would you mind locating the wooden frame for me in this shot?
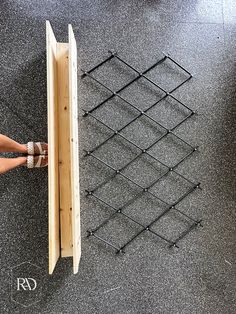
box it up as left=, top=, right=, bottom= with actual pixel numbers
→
left=46, top=21, right=81, bottom=274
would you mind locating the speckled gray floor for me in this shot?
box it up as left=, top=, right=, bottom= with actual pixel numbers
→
left=0, top=1, right=236, bottom=313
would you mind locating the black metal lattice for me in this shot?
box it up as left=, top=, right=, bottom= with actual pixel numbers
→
left=82, top=51, right=203, bottom=253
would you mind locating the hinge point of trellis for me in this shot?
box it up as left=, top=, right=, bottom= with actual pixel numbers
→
left=80, top=69, right=87, bottom=79
left=87, top=230, right=94, bottom=237
left=196, top=220, right=203, bottom=227
left=83, top=149, right=91, bottom=156
left=196, top=183, right=201, bottom=189
left=82, top=109, right=89, bottom=117
left=162, top=51, right=169, bottom=57
left=169, top=242, right=179, bottom=249
left=85, top=190, right=93, bottom=197
left=172, top=164, right=178, bottom=171
left=108, top=50, right=117, bottom=56
left=116, top=249, right=125, bottom=254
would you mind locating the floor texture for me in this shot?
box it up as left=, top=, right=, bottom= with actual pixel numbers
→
left=0, top=1, right=236, bottom=313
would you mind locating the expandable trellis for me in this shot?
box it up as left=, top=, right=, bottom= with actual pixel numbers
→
left=82, top=51, right=203, bottom=253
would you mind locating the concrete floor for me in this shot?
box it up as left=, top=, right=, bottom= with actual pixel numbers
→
left=0, top=0, right=236, bottom=313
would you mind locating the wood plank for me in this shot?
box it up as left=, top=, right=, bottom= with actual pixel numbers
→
left=47, top=21, right=81, bottom=274
left=57, top=43, right=73, bottom=257
left=46, top=21, right=60, bottom=274
left=68, top=24, right=81, bottom=274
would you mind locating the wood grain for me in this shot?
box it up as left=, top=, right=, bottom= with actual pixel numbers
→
left=57, top=43, right=73, bottom=257
left=46, top=21, right=60, bottom=275
left=69, top=24, right=81, bottom=274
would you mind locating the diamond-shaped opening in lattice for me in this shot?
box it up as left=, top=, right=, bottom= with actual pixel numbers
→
left=119, top=76, right=166, bottom=111
left=150, top=210, right=192, bottom=242
left=81, top=73, right=112, bottom=112
left=145, top=57, right=191, bottom=92
left=93, top=174, right=140, bottom=209
left=122, top=192, right=167, bottom=226
left=149, top=170, right=193, bottom=204
left=88, top=55, right=139, bottom=91
left=121, top=114, right=165, bottom=148
left=83, top=156, right=114, bottom=192
left=93, top=133, right=140, bottom=170
left=92, top=96, right=138, bottom=130
left=94, top=213, right=144, bottom=250
left=122, top=152, right=167, bottom=188
left=83, top=114, right=113, bottom=149
left=146, top=95, right=192, bottom=130
left=85, top=195, right=116, bottom=231
left=148, top=133, right=193, bottom=166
